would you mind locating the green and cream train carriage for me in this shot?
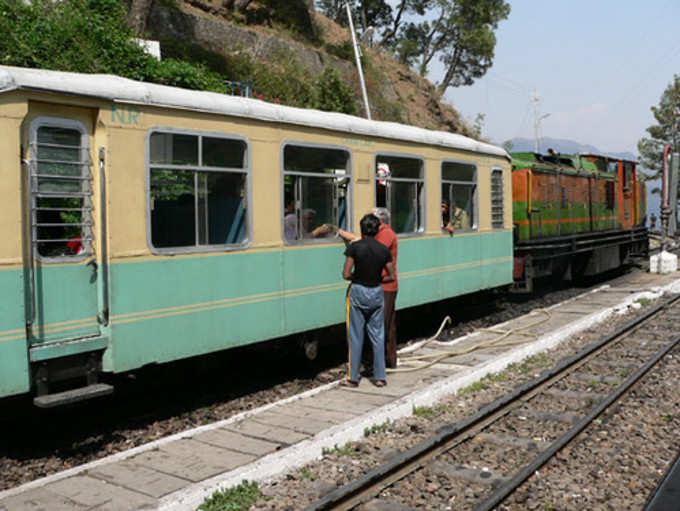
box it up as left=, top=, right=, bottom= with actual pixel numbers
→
left=0, top=65, right=512, bottom=405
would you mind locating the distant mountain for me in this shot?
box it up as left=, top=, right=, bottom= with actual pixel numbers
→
left=501, top=137, right=637, bottom=161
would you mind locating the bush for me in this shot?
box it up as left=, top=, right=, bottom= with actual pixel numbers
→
left=311, top=66, right=357, bottom=115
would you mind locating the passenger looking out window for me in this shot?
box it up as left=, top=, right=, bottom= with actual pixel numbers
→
left=283, top=144, right=350, bottom=242
left=441, top=161, right=476, bottom=233
left=374, top=155, right=424, bottom=234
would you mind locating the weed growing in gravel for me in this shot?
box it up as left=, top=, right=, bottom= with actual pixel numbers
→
left=364, top=420, right=393, bottom=437
left=662, top=415, right=672, bottom=422
left=460, top=379, right=487, bottom=394
left=298, top=468, right=317, bottom=480
left=412, top=404, right=447, bottom=419
left=198, top=480, right=265, bottom=511
left=635, top=298, right=652, bottom=307
left=544, top=501, right=555, bottom=511
left=322, top=443, right=356, bottom=457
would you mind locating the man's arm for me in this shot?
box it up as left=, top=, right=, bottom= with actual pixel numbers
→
left=342, top=256, right=354, bottom=281
left=382, top=261, right=396, bottom=283
left=337, top=228, right=360, bottom=243
left=443, top=223, right=454, bottom=234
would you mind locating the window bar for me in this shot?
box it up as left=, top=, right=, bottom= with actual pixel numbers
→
left=194, top=172, right=199, bottom=247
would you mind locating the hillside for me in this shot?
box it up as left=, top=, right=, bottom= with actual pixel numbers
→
left=129, top=0, right=475, bottom=136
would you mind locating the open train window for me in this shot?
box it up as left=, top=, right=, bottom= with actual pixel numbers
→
left=491, top=168, right=504, bottom=229
left=441, top=160, right=476, bottom=231
left=282, top=143, right=351, bottom=243
left=29, top=119, right=93, bottom=260
left=147, top=130, right=250, bottom=252
left=375, top=154, right=424, bottom=234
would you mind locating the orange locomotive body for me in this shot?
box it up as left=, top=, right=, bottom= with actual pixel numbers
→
left=511, top=152, right=648, bottom=292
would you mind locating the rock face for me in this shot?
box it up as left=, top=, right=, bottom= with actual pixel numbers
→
left=146, top=4, right=332, bottom=76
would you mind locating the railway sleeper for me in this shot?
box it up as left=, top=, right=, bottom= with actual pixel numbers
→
left=32, top=351, right=113, bottom=408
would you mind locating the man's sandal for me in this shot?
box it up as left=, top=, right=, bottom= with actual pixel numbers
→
left=339, top=379, right=359, bottom=388
left=373, top=380, right=387, bottom=388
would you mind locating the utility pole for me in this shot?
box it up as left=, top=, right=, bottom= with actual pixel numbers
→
left=345, top=2, right=371, bottom=120
left=532, top=90, right=549, bottom=153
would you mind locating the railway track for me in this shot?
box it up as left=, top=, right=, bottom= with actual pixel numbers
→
left=303, top=293, right=680, bottom=511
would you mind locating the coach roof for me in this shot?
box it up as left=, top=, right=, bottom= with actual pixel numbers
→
left=0, top=65, right=509, bottom=161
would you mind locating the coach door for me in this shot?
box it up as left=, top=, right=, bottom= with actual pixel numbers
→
left=26, top=117, right=102, bottom=345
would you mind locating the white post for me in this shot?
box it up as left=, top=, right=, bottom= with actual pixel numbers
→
left=345, top=2, right=371, bottom=120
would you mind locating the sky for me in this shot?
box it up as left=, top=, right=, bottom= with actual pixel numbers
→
left=428, top=0, right=680, bottom=155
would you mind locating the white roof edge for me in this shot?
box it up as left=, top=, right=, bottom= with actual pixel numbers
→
left=0, top=65, right=510, bottom=161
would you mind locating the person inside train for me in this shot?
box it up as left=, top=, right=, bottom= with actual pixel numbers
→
left=441, top=199, right=469, bottom=233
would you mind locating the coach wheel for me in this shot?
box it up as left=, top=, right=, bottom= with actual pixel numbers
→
left=303, top=339, right=319, bottom=360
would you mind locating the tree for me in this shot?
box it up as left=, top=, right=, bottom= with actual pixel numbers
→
left=416, top=0, right=510, bottom=94
left=638, top=75, right=680, bottom=186
left=317, top=0, right=392, bottom=34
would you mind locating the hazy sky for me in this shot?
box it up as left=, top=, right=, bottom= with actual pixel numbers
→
left=429, top=1, right=680, bottom=155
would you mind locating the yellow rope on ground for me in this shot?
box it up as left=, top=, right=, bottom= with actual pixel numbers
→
left=387, top=309, right=552, bottom=373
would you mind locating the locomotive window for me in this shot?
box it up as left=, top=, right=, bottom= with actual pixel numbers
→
left=605, top=181, right=616, bottom=210
left=283, top=144, right=351, bottom=243
left=623, top=162, right=633, bottom=191
left=375, top=155, right=424, bottom=234
left=148, top=131, right=249, bottom=251
left=491, top=169, right=504, bottom=229
left=31, top=123, right=92, bottom=259
left=441, top=161, right=476, bottom=231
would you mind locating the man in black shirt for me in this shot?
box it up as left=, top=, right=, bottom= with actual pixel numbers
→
left=341, top=214, right=396, bottom=388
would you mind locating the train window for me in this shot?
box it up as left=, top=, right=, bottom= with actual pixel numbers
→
left=605, top=181, right=616, bottom=210
left=282, top=144, right=351, bottom=242
left=148, top=131, right=249, bottom=251
left=623, top=162, right=633, bottom=191
left=441, top=161, right=476, bottom=231
left=491, top=169, right=504, bottom=229
left=375, top=155, right=424, bottom=234
left=30, top=122, right=92, bottom=259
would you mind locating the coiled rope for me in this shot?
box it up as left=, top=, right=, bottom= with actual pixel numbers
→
left=387, top=308, right=552, bottom=373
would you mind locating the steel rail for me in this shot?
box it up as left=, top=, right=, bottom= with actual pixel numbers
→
left=475, top=330, right=680, bottom=510
left=302, top=293, right=680, bottom=511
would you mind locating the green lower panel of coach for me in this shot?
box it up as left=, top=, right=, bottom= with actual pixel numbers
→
left=103, top=231, right=512, bottom=373
left=0, top=231, right=512, bottom=394
left=0, top=269, right=30, bottom=397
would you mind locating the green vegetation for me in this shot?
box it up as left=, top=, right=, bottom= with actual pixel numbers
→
left=364, top=420, right=393, bottom=437
left=298, top=467, right=317, bottom=481
left=0, top=0, right=358, bottom=114
left=198, top=480, right=264, bottom=511
left=635, top=297, right=652, bottom=307
left=318, top=0, right=511, bottom=92
left=322, top=443, right=357, bottom=457
left=460, top=353, right=551, bottom=395
left=638, top=74, right=680, bottom=189
left=0, top=0, right=224, bottom=90
left=412, top=404, right=447, bottom=419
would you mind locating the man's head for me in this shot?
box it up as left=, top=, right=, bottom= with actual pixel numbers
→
left=441, top=200, right=450, bottom=214
left=360, top=213, right=380, bottom=237
left=372, top=207, right=390, bottom=225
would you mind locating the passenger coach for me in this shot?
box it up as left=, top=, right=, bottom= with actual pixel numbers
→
left=0, top=65, right=512, bottom=405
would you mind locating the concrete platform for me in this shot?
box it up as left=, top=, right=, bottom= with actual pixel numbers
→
left=2, top=271, right=680, bottom=511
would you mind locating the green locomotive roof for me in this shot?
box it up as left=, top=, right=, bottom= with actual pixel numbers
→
left=510, top=151, right=614, bottom=176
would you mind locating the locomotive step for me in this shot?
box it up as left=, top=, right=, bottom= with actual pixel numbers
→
left=33, top=383, right=114, bottom=408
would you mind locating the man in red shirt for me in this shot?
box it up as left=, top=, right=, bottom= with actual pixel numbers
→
left=337, top=207, right=398, bottom=368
